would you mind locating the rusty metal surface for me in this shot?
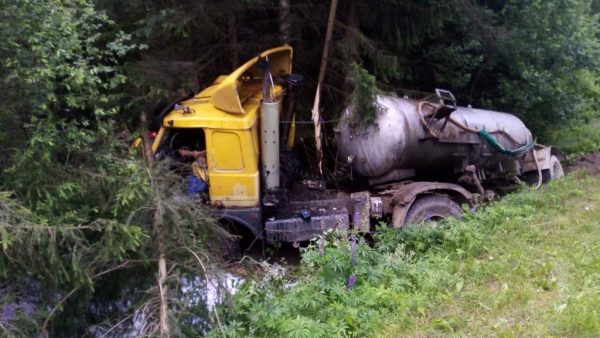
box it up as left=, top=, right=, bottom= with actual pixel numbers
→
left=337, top=96, right=533, bottom=182
left=350, top=191, right=370, bottom=233
left=265, top=205, right=349, bottom=243
left=211, top=207, right=263, bottom=237
left=265, top=180, right=351, bottom=242
left=522, top=146, right=565, bottom=173
left=522, top=146, right=551, bottom=172
left=388, top=181, right=473, bottom=228
left=391, top=181, right=472, bottom=206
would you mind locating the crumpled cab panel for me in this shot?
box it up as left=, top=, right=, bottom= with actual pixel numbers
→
left=206, top=127, right=260, bottom=207
left=151, top=46, right=292, bottom=209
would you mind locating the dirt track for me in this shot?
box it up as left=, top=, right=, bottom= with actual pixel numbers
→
left=566, top=150, right=600, bottom=177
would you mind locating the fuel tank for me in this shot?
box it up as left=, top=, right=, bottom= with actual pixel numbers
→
left=336, top=96, right=533, bottom=182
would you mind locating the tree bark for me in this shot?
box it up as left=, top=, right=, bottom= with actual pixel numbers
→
left=157, top=243, right=169, bottom=337
left=316, top=0, right=338, bottom=87
left=311, top=0, right=339, bottom=174
left=343, top=0, right=359, bottom=95
left=152, top=175, right=169, bottom=338
left=140, top=111, right=169, bottom=337
left=279, top=0, right=291, bottom=44
left=228, top=15, right=239, bottom=68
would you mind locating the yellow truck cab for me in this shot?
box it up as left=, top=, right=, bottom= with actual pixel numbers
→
left=151, top=46, right=297, bottom=239
left=152, top=46, right=293, bottom=208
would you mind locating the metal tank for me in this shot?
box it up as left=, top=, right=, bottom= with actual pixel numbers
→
left=336, top=95, right=533, bottom=183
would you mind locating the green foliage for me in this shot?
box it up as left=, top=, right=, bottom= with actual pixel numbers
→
left=96, top=0, right=289, bottom=124
left=217, top=176, right=600, bottom=337
left=0, top=0, right=145, bottom=292
left=494, top=0, right=600, bottom=135
left=88, top=0, right=600, bottom=148
left=547, top=118, right=600, bottom=158
left=0, top=0, right=142, bottom=222
left=216, top=225, right=462, bottom=337
left=0, top=1, right=228, bottom=336
left=0, top=0, right=133, bottom=125
left=1, top=160, right=230, bottom=336
left=388, top=173, right=600, bottom=337
left=73, top=162, right=231, bottom=337
left=335, top=0, right=600, bottom=142
left=347, top=63, right=382, bottom=127
left=0, top=192, right=146, bottom=290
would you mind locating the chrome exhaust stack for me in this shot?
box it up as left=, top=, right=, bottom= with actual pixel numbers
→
left=260, top=100, right=281, bottom=195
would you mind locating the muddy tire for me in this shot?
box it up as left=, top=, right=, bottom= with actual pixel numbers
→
left=547, top=155, right=564, bottom=181
left=523, top=155, right=565, bottom=184
left=219, top=220, right=255, bottom=260
left=404, top=195, right=463, bottom=226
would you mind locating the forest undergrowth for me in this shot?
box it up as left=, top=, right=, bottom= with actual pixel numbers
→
left=215, top=172, right=600, bottom=337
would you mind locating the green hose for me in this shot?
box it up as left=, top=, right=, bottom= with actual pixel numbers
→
left=479, top=129, right=534, bottom=157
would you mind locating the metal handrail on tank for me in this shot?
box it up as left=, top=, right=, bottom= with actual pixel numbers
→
left=414, top=90, right=542, bottom=186
left=415, top=89, right=534, bottom=152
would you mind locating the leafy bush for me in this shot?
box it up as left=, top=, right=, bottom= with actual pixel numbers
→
left=546, top=117, right=600, bottom=158
left=215, top=223, right=474, bottom=337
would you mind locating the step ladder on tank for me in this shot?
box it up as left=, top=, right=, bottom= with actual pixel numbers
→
left=423, top=88, right=458, bottom=133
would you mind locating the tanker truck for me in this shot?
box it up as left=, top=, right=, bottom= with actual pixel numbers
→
left=150, top=46, right=564, bottom=244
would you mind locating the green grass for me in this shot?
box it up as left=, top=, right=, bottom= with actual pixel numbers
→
left=215, top=173, right=600, bottom=337
left=381, top=173, right=600, bottom=337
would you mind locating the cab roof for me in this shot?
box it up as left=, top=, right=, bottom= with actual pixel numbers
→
left=161, top=46, right=292, bottom=130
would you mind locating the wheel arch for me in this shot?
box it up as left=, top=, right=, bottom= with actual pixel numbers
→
left=550, top=147, right=566, bottom=162
left=391, top=182, right=473, bottom=228
left=212, top=208, right=262, bottom=240
left=522, top=146, right=565, bottom=173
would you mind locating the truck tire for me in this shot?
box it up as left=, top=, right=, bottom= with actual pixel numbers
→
left=523, top=155, right=565, bottom=185
left=547, top=155, right=564, bottom=181
left=404, top=195, right=462, bottom=226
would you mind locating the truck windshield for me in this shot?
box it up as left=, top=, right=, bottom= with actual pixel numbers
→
left=155, top=128, right=206, bottom=158
left=154, top=128, right=207, bottom=178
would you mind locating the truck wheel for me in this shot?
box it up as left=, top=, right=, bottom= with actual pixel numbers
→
left=404, top=195, right=462, bottom=226
left=547, top=155, right=564, bottom=181
left=522, top=155, right=565, bottom=185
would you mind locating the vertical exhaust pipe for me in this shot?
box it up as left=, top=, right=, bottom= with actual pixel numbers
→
left=259, top=56, right=281, bottom=201
left=261, top=100, right=281, bottom=194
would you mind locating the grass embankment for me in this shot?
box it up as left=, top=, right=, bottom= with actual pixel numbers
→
left=217, top=174, right=600, bottom=337
left=382, top=173, right=600, bottom=337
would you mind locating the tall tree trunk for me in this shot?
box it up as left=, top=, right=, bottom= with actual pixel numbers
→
left=140, top=112, right=170, bottom=338
left=155, top=201, right=169, bottom=338
left=343, top=0, right=359, bottom=95
left=311, top=0, right=338, bottom=174
left=228, top=15, right=239, bottom=68
left=316, top=0, right=338, bottom=87
left=279, top=0, right=291, bottom=44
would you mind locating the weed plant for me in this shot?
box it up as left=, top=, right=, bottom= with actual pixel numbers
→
left=214, top=174, right=600, bottom=337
